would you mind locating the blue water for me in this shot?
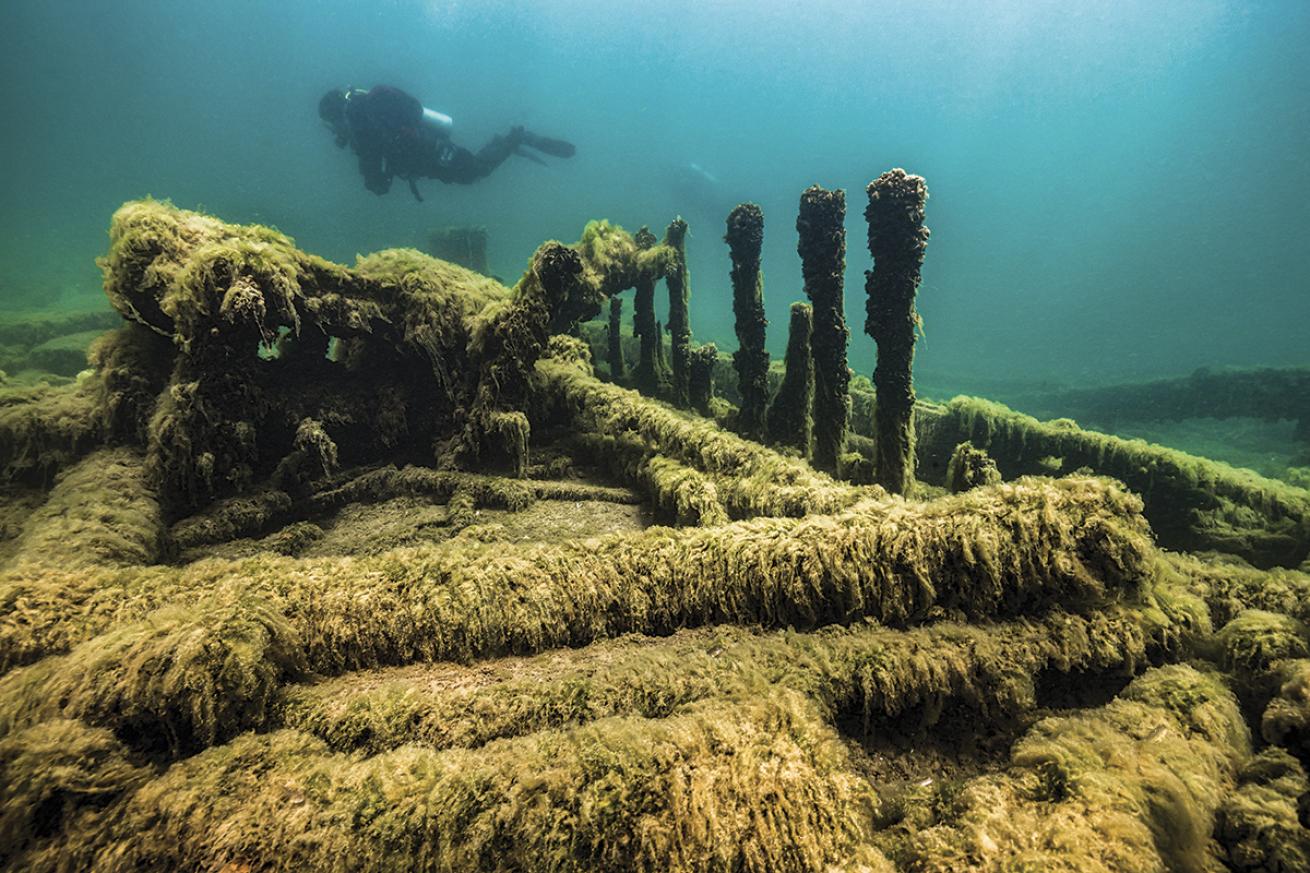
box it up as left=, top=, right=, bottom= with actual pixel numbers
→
left=1, top=0, right=1307, bottom=387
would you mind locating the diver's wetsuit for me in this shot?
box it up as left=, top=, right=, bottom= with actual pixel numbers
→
left=340, top=85, right=522, bottom=197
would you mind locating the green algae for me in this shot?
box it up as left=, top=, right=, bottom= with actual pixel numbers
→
left=0, top=719, right=150, bottom=868
left=281, top=598, right=1194, bottom=757
left=1216, top=748, right=1310, bottom=871
left=920, top=395, right=1310, bottom=567
left=0, top=379, right=102, bottom=485
left=1214, top=610, right=1310, bottom=712
left=6, top=196, right=1310, bottom=871
left=882, top=665, right=1249, bottom=873
left=945, top=441, right=1002, bottom=493
left=32, top=692, right=890, bottom=873
left=1, top=475, right=1154, bottom=744
left=1261, top=658, right=1310, bottom=765
left=534, top=355, right=870, bottom=519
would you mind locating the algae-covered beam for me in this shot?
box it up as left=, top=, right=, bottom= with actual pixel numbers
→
left=865, top=169, right=929, bottom=496
left=3, top=449, right=163, bottom=575
left=797, top=186, right=849, bottom=473
left=726, top=203, right=769, bottom=437
left=24, top=692, right=887, bottom=873
left=533, top=355, right=867, bottom=518
left=766, top=301, right=814, bottom=454
left=640, top=454, right=730, bottom=527
left=13, top=619, right=1214, bottom=872
left=0, top=474, right=1158, bottom=755
left=918, top=396, right=1310, bottom=568
left=1174, top=552, right=1310, bottom=628
left=282, top=600, right=1193, bottom=757
left=0, top=382, right=102, bottom=486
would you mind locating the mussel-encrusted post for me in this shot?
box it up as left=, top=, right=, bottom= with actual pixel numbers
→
left=607, top=295, right=627, bottom=382
left=664, top=218, right=692, bottom=407
left=766, top=302, right=814, bottom=454
left=632, top=226, right=669, bottom=397
left=865, top=169, right=929, bottom=496
left=797, top=185, right=849, bottom=473
left=688, top=343, right=718, bottom=416
left=726, top=203, right=769, bottom=438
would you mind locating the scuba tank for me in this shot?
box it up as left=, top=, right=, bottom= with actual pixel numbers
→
left=421, top=107, right=454, bottom=137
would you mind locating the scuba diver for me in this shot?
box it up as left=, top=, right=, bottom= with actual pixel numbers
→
left=318, top=85, right=575, bottom=201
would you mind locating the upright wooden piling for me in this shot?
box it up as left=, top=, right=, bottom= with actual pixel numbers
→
left=865, top=169, right=930, bottom=495
left=766, top=302, right=814, bottom=454
left=631, top=226, right=669, bottom=396
left=689, top=343, right=718, bottom=416
left=665, top=219, right=692, bottom=407
left=726, top=203, right=769, bottom=438
left=797, top=186, right=849, bottom=473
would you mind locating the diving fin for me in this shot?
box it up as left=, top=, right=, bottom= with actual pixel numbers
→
left=521, top=131, right=576, bottom=159
left=514, top=146, right=548, bottom=166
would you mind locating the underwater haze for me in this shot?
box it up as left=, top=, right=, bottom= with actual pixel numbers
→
left=1, top=0, right=1307, bottom=387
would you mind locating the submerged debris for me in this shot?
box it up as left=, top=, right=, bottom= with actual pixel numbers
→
left=2, top=189, right=1310, bottom=870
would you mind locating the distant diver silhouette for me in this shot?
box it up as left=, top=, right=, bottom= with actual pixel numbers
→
left=319, top=85, right=575, bottom=201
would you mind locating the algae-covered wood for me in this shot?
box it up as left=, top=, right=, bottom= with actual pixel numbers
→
left=4, top=200, right=1310, bottom=872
